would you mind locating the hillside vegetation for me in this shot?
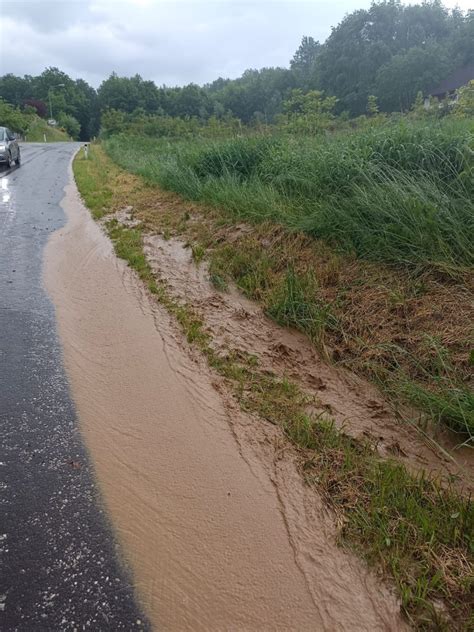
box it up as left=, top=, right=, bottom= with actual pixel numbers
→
left=25, top=117, right=71, bottom=142
left=104, top=117, right=474, bottom=443
left=105, top=120, right=473, bottom=270
left=0, top=99, right=71, bottom=142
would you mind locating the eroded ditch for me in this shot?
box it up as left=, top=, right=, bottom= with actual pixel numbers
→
left=42, top=165, right=410, bottom=630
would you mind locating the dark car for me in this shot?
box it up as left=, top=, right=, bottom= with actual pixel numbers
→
left=0, top=127, right=21, bottom=167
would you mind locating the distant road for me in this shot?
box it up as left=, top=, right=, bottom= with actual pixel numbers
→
left=0, top=143, right=148, bottom=630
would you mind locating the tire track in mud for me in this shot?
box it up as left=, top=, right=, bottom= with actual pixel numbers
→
left=44, top=163, right=406, bottom=630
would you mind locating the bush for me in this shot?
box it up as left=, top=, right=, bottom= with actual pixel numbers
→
left=0, top=98, right=30, bottom=134
left=57, top=113, right=81, bottom=139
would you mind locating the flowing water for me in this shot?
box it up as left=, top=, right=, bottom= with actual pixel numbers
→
left=44, top=165, right=405, bottom=630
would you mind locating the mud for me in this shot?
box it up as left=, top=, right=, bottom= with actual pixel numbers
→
left=44, top=165, right=407, bottom=629
left=141, top=232, right=474, bottom=491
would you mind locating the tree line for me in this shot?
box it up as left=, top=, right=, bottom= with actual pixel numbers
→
left=0, top=0, right=472, bottom=140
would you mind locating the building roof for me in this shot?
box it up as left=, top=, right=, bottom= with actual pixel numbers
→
left=426, top=63, right=474, bottom=97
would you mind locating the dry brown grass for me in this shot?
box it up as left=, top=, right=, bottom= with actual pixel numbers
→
left=131, top=179, right=473, bottom=403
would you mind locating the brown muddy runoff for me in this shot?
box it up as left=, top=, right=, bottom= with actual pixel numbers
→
left=140, top=231, right=473, bottom=490
left=44, top=166, right=407, bottom=630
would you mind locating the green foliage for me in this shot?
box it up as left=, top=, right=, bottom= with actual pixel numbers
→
left=0, top=98, right=30, bottom=133
left=267, top=268, right=335, bottom=348
left=104, top=118, right=474, bottom=273
left=98, top=72, right=162, bottom=114
left=0, top=98, right=70, bottom=142
left=366, top=95, right=379, bottom=116
left=453, top=80, right=474, bottom=118
left=24, top=118, right=71, bottom=143
left=318, top=2, right=470, bottom=115
left=191, top=136, right=277, bottom=179
left=0, top=66, right=99, bottom=140
left=290, top=36, right=321, bottom=89
left=57, top=113, right=81, bottom=139
left=411, top=90, right=426, bottom=118
left=1, top=2, right=472, bottom=132
left=278, top=89, right=337, bottom=133
left=100, top=108, right=242, bottom=139
left=375, top=42, right=452, bottom=113
left=100, top=108, right=128, bottom=138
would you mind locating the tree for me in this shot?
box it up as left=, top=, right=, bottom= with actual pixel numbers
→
left=453, top=79, right=474, bottom=117
left=24, top=99, right=47, bottom=118
left=450, top=9, right=474, bottom=65
left=74, top=79, right=100, bottom=140
left=100, top=108, right=128, bottom=137
left=57, top=113, right=81, bottom=139
left=290, top=36, right=321, bottom=89
left=31, top=67, right=98, bottom=140
left=98, top=73, right=160, bottom=114
left=281, top=89, right=337, bottom=133
left=0, top=99, right=30, bottom=134
left=375, top=42, right=451, bottom=112
left=410, top=90, right=426, bottom=118
left=316, top=0, right=468, bottom=115
left=0, top=74, right=33, bottom=107
left=366, top=95, right=379, bottom=116
left=210, top=67, right=296, bottom=123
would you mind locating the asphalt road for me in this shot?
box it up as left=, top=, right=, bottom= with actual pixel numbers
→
left=0, top=143, right=149, bottom=631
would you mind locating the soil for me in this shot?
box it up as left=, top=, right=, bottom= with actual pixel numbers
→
left=140, top=229, right=473, bottom=491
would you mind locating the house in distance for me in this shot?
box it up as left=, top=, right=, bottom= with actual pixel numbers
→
left=424, top=62, right=474, bottom=108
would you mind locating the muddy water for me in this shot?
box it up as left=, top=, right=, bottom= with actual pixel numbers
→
left=44, top=166, right=405, bottom=630
left=142, top=234, right=474, bottom=490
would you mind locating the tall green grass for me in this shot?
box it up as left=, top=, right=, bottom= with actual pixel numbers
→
left=105, top=120, right=473, bottom=270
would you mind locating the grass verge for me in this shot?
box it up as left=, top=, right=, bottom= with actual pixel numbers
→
left=25, top=117, right=71, bottom=142
left=74, top=146, right=474, bottom=630
left=104, top=120, right=474, bottom=271
left=102, top=130, right=474, bottom=441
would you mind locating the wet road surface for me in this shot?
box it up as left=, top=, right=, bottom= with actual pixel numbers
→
left=0, top=144, right=148, bottom=630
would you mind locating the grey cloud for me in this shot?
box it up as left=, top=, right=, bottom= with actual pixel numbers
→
left=1, top=0, right=93, bottom=32
left=1, top=0, right=470, bottom=88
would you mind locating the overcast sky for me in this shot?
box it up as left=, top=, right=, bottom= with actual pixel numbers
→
left=0, top=0, right=471, bottom=88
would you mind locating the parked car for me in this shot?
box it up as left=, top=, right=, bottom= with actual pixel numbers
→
left=0, top=127, right=21, bottom=167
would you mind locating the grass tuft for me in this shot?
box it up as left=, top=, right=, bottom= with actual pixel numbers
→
left=267, top=267, right=337, bottom=350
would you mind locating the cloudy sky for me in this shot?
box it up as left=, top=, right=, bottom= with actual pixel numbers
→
left=0, top=0, right=471, bottom=88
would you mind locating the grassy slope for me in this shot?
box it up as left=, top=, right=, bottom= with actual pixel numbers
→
left=104, top=120, right=474, bottom=270
left=25, top=117, right=71, bottom=142
left=74, top=146, right=473, bottom=630
left=102, top=124, right=474, bottom=442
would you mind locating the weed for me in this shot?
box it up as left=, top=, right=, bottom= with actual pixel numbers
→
left=267, top=267, right=336, bottom=349
left=191, top=243, right=206, bottom=264
left=209, top=272, right=228, bottom=292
